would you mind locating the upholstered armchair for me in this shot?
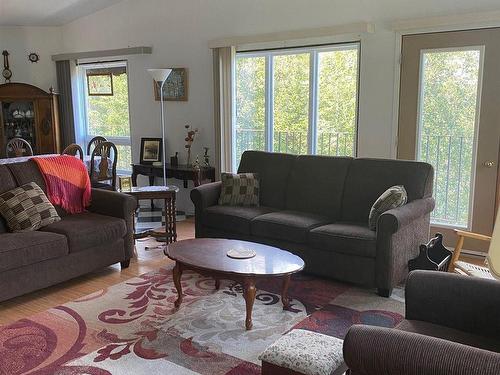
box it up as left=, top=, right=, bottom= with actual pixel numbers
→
left=343, top=270, right=500, bottom=375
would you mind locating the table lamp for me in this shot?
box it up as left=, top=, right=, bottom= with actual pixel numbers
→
left=487, top=212, right=500, bottom=280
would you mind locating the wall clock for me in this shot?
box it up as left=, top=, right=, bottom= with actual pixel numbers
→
left=28, top=52, right=40, bottom=63
left=2, top=50, right=12, bottom=83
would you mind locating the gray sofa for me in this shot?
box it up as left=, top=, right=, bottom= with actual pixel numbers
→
left=344, top=271, right=500, bottom=374
left=191, top=151, right=435, bottom=296
left=0, top=160, right=137, bottom=302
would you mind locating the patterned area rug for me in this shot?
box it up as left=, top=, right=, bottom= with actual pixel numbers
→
left=0, top=265, right=405, bottom=374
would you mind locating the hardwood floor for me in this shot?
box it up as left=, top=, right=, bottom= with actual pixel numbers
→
left=0, top=218, right=195, bottom=326
left=0, top=217, right=487, bottom=326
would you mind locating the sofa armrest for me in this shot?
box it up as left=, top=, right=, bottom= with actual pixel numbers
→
left=190, top=182, right=221, bottom=211
left=378, top=197, right=435, bottom=234
left=406, top=270, right=500, bottom=338
left=344, top=325, right=500, bottom=375
left=89, top=188, right=137, bottom=220
left=375, top=198, right=435, bottom=293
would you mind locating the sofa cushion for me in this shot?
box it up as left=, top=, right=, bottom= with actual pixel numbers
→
left=286, top=155, right=352, bottom=219
left=0, top=231, right=68, bottom=272
left=39, top=212, right=126, bottom=253
left=0, top=182, right=61, bottom=232
left=252, top=210, right=331, bottom=243
left=0, top=165, right=17, bottom=233
left=341, top=158, right=434, bottom=223
left=203, top=205, right=275, bottom=235
left=397, top=319, right=500, bottom=353
left=238, top=151, right=296, bottom=209
left=218, top=173, right=260, bottom=206
left=309, top=222, right=377, bottom=258
left=368, top=185, right=408, bottom=230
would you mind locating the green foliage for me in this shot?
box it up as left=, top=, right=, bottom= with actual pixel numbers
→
left=235, top=48, right=358, bottom=164
left=87, top=73, right=132, bottom=170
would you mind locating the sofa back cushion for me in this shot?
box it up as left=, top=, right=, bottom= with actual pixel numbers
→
left=286, top=155, right=352, bottom=219
left=0, top=165, right=17, bottom=233
left=238, top=151, right=295, bottom=209
left=341, top=158, right=434, bottom=223
left=6, top=160, right=67, bottom=217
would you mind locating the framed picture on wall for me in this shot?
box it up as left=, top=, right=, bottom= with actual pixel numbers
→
left=140, top=137, right=163, bottom=164
left=153, top=68, right=188, bottom=101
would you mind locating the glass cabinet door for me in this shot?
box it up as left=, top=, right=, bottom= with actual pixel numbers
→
left=1, top=100, right=36, bottom=153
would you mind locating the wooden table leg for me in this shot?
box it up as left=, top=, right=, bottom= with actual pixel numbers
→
left=281, top=275, right=291, bottom=309
left=173, top=262, right=183, bottom=308
left=215, top=278, right=220, bottom=290
left=243, top=278, right=256, bottom=330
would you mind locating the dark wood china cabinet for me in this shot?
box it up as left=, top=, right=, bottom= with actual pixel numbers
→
left=0, top=83, right=61, bottom=158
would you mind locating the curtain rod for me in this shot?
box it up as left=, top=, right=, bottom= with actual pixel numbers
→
left=238, top=40, right=360, bottom=54
left=76, top=59, right=127, bottom=66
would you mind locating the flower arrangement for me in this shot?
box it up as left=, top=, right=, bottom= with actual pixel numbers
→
left=184, top=124, right=198, bottom=165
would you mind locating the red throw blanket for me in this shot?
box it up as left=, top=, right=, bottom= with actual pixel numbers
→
left=33, top=155, right=91, bottom=214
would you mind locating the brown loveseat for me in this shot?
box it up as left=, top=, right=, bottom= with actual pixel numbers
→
left=343, top=271, right=500, bottom=374
left=0, top=160, right=137, bottom=302
left=191, top=151, right=435, bottom=296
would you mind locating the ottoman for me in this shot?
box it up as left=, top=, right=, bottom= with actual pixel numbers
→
left=259, top=329, right=347, bottom=375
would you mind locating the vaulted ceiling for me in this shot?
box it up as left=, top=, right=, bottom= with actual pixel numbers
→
left=0, top=0, right=125, bottom=26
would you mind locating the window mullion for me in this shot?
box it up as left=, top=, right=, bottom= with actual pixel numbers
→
left=309, top=51, right=319, bottom=155
left=265, top=54, right=274, bottom=152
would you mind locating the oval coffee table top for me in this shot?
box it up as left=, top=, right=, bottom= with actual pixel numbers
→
left=166, top=238, right=304, bottom=277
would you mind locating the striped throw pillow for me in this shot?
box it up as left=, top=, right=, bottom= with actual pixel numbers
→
left=218, top=173, right=260, bottom=206
left=368, top=185, right=407, bottom=230
left=0, top=182, right=60, bottom=232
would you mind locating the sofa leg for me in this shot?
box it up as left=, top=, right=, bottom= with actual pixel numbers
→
left=121, top=260, right=131, bottom=269
left=377, top=288, right=392, bottom=298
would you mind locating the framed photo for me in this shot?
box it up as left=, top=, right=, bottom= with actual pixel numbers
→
left=87, top=73, right=113, bottom=96
left=153, top=68, right=188, bottom=101
left=119, top=176, right=132, bottom=192
left=140, top=137, right=162, bottom=164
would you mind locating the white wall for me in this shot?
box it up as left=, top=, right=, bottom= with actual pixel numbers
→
left=0, top=26, right=62, bottom=91
left=57, top=0, right=500, bottom=212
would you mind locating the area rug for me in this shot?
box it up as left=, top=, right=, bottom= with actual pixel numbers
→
left=0, top=264, right=405, bottom=374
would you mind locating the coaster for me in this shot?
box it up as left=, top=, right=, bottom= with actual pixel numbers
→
left=227, top=248, right=256, bottom=259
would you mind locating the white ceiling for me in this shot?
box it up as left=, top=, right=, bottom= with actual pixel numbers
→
left=0, top=0, right=125, bottom=26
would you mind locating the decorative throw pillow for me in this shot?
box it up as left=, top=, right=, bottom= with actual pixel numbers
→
left=0, top=182, right=60, bottom=232
left=368, top=185, right=407, bottom=230
left=218, top=173, right=260, bottom=206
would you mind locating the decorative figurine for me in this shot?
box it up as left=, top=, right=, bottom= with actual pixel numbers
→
left=184, top=124, right=198, bottom=166
left=193, top=156, right=201, bottom=170
left=203, top=147, right=210, bottom=166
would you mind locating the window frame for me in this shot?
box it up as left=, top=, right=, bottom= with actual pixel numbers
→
left=234, top=42, right=361, bottom=169
left=76, top=61, right=132, bottom=173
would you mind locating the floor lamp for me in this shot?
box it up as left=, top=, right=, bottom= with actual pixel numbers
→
left=147, top=68, right=172, bottom=186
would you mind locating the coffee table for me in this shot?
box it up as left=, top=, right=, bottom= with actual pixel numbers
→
left=165, top=238, right=305, bottom=330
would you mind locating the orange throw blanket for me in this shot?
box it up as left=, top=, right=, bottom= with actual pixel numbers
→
left=33, top=155, right=91, bottom=214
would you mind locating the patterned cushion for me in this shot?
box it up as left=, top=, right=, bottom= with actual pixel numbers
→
left=0, top=182, right=60, bottom=232
left=259, top=329, right=345, bottom=375
left=218, top=173, right=260, bottom=206
left=368, top=185, right=408, bottom=230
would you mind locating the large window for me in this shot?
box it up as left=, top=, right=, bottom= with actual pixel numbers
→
left=78, top=62, right=132, bottom=172
left=234, top=43, right=359, bottom=167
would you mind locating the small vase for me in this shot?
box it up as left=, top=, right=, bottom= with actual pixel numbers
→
left=186, top=148, right=192, bottom=166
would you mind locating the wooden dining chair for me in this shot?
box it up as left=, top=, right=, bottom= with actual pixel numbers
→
left=61, top=143, right=84, bottom=161
left=6, top=138, right=33, bottom=157
left=90, top=141, right=118, bottom=190
left=86, top=136, right=108, bottom=156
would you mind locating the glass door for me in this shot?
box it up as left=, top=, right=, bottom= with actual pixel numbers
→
left=398, top=28, right=500, bottom=253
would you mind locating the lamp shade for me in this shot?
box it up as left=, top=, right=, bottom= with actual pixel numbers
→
left=487, top=212, right=500, bottom=280
left=147, top=68, right=172, bottom=83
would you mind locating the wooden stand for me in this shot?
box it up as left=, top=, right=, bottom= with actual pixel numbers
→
left=119, top=186, right=178, bottom=243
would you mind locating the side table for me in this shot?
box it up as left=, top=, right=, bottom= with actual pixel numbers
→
left=119, top=185, right=179, bottom=243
